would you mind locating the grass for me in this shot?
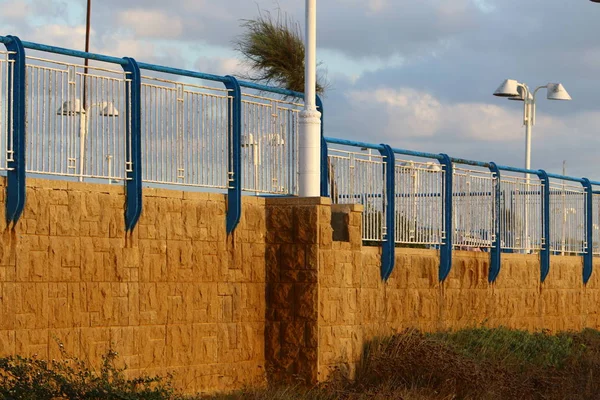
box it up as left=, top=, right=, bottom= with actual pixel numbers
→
left=3, top=328, right=600, bottom=399
left=205, top=327, right=600, bottom=400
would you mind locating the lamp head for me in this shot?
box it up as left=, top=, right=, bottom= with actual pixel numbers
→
left=493, top=79, right=521, bottom=97
left=57, top=99, right=84, bottom=116
left=507, top=86, right=533, bottom=102
left=427, top=162, right=441, bottom=172
left=546, top=83, right=571, bottom=101
left=100, top=102, right=119, bottom=117
left=266, top=133, right=285, bottom=146
left=241, top=133, right=257, bottom=147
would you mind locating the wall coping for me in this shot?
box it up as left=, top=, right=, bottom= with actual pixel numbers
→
left=265, top=196, right=331, bottom=206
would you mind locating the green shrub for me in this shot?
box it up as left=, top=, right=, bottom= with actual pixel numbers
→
left=0, top=348, right=181, bottom=400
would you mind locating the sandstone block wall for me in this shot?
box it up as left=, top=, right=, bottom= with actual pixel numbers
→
left=0, top=178, right=267, bottom=394
left=264, top=197, right=329, bottom=385
left=3, top=177, right=600, bottom=393
left=317, top=203, right=600, bottom=380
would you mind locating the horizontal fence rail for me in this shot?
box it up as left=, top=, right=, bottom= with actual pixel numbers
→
left=0, top=50, right=12, bottom=172
left=395, top=158, right=444, bottom=246
left=241, top=92, right=302, bottom=195
left=324, top=138, right=600, bottom=265
left=452, top=166, right=494, bottom=250
left=328, top=146, right=386, bottom=242
left=550, top=181, right=586, bottom=255
left=140, top=75, right=231, bottom=189
left=594, top=193, right=600, bottom=256
left=499, top=174, right=544, bottom=252
left=24, top=56, right=129, bottom=181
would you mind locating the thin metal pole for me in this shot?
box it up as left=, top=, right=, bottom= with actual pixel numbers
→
left=299, top=0, right=321, bottom=197
left=304, top=0, right=316, bottom=111
left=83, top=0, right=91, bottom=110
left=524, top=90, right=533, bottom=253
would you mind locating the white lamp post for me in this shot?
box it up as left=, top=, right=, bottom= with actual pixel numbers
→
left=494, top=79, right=571, bottom=253
left=57, top=99, right=119, bottom=182
left=298, top=0, right=321, bottom=197
left=494, top=79, right=571, bottom=173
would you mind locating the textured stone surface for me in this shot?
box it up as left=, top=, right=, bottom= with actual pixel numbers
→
left=0, top=178, right=267, bottom=395
left=264, top=198, right=323, bottom=385
left=316, top=205, right=600, bottom=381
left=3, top=176, right=600, bottom=393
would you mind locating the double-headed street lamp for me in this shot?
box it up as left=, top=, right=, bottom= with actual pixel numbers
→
left=493, top=79, right=571, bottom=173
left=494, top=79, right=571, bottom=253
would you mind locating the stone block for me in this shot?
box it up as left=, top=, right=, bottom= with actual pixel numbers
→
left=294, top=283, right=317, bottom=320
left=281, top=321, right=304, bottom=347
left=192, top=323, right=219, bottom=364
left=79, top=327, right=111, bottom=368
left=268, top=283, right=293, bottom=310
left=266, top=207, right=294, bottom=244
left=16, top=235, right=49, bottom=282
left=166, top=324, right=193, bottom=366
left=241, top=283, right=266, bottom=322
left=294, top=207, right=318, bottom=244
left=48, top=328, right=81, bottom=360
left=139, top=325, right=166, bottom=368
left=15, top=328, right=49, bottom=358
left=139, top=283, right=169, bottom=325
left=0, top=330, right=15, bottom=356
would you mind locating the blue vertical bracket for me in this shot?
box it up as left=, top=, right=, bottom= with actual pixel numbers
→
left=537, top=170, right=551, bottom=282
left=378, top=144, right=395, bottom=280
left=4, top=35, right=26, bottom=225
left=122, top=57, right=142, bottom=231
left=582, top=178, right=593, bottom=284
left=225, top=75, right=242, bottom=234
left=317, top=96, right=328, bottom=197
left=439, top=154, right=453, bottom=281
left=488, top=162, right=501, bottom=283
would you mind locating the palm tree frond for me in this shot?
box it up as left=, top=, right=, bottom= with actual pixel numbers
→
left=234, top=8, right=327, bottom=95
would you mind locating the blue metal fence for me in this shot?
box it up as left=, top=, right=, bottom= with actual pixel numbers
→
left=324, top=139, right=600, bottom=284
left=2, top=35, right=600, bottom=285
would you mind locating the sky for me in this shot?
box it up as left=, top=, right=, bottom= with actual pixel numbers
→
left=2, top=0, right=600, bottom=179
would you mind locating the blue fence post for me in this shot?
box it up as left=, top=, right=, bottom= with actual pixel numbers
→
left=121, top=57, right=142, bottom=232
left=225, top=75, right=242, bottom=234
left=537, top=170, right=551, bottom=282
left=317, top=96, right=328, bottom=197
left=439, top=154, right=453, bottom=281
left=4, top=35, right=26, bottom=225
left=378, top=144, right=395, bottom=280
left=582, top=178, right=594, bottom=284
left=488, top=162, right=502, bottom=282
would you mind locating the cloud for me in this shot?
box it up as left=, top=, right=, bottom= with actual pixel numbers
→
left=96, top=36, right=159, bottom=60
left=28, top=24, right=88, bottom=49
left=117, top=9, right=183, bottom=39
left=3, top=0, right=600, bottom=180
left=90, top=0, right=482, bottom=61
left=1, top=0, right=30, bottom=20
left=346, top=87, right=525, bottom=142
left=194, top=56, right=246, bottom=77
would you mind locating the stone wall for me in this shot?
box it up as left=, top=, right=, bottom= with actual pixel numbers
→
left=264, top=197, right=329, bottom=385
left=317, top=203, right=600, bottom=380
left=0, top=178, right=267, bottom=394
left=2, top=178, right=600, bottom=393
